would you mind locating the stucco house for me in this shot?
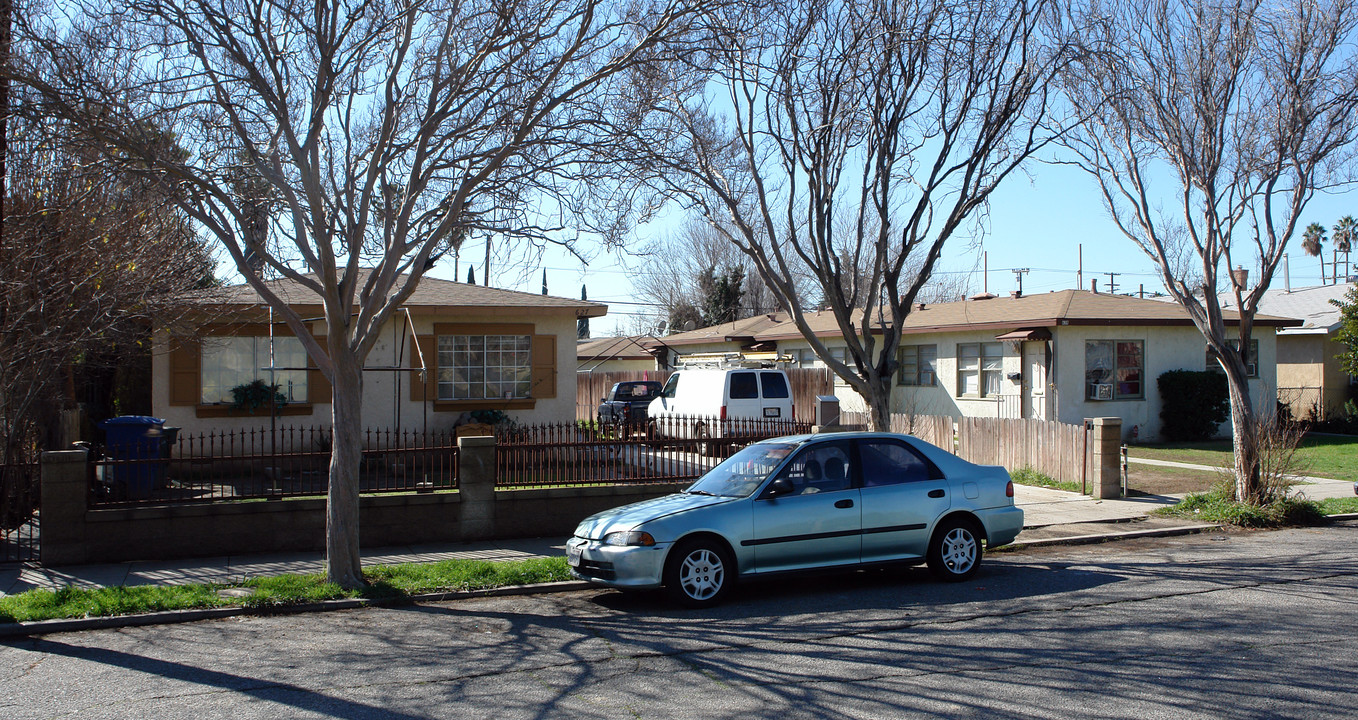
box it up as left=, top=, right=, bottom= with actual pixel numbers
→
left=152, top=272, right=607, bottom=437
left=1220, top=283, right=1357, bottom=420
left=646, top=290, right=1299, bottom=441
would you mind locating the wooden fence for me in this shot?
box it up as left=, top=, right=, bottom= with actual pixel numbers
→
left=955, top=417, right=1089, bottom=487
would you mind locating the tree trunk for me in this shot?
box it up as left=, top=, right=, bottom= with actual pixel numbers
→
left=326, top=354, right=364, bottom=588
left=1223, top=367, right=1261, bottom=504
left=863, top=374, right=892, bottom=433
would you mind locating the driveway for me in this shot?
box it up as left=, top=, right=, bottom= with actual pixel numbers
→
left=3, top=521, right=1356, bottom=718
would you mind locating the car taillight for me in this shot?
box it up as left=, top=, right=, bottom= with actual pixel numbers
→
left=1006, top=480, right=1014, bottom=498
left=720, top=405, right=727, bottom=420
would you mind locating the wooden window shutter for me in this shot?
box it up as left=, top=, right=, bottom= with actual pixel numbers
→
left=409, top=335, right=439, bottom=402
left=169, top=341, right=201, bottom=406
left=531, top=334, right=556, bottom=399
left=307, top=336, right=332, bottom=404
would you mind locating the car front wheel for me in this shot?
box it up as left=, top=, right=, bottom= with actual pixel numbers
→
left=927, top=517, right=982, bottom=582
left=664, top=538, right=733, bottom=608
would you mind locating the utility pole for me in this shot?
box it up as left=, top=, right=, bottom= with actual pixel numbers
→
left=1104, top=272, right=1120, bottom=295
left=1011, top=268, right=1029, bottom=295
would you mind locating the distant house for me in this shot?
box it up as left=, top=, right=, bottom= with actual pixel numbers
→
left=1220, top=283, right=1357, bottom=420
left=643, top=313, right=792, bottom=367
left=646, top=290, right=1300, bottom=441
left=152, top=272, right=607, bottom=436
left=576, top=336, right=662, bottom=373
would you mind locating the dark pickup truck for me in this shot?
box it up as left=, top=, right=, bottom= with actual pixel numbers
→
left=596, top=381, right=664, bottom=425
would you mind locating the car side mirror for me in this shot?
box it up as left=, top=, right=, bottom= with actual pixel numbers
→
left=763, top=477, right=794, bottom=499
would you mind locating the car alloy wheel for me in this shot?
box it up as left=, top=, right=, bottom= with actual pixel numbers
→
left=665, top=539, right=731, bottom=608
left=927, top=518, right=982, bottom=582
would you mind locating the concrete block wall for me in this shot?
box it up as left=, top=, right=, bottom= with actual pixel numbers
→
left=40, top=439, right=684, bottom=566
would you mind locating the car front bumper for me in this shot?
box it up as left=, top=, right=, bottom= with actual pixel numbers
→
left=976, top=506, right=1024, bottom=547
left=566, top=536, right=670, bottom=590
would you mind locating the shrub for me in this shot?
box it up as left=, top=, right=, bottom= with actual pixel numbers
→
left=1157, top=370, right=1229, bottom=441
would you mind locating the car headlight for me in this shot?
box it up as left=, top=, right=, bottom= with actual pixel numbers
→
left=602, top=530, right=656, bottom=547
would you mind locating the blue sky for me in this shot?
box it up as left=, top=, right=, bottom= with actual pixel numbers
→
left=428, top=159, right=1358, bottom=336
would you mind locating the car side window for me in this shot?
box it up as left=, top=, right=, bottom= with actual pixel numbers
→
left=774, top=442, right=853, bottom=495
left=857, top=439, right=934, bottom=487
left=729, top=372, right=758, bottom=399
left=759, top=371, right=790, bottom=398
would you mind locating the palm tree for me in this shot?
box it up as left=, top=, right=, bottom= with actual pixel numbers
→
left=1333, top=216, right=1355, bottom=283
left=1302, top=222, right=1328, bottom=284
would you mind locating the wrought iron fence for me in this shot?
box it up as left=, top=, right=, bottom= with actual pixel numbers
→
left=89, top=426, right=459, bottom=506
left=2, top=462, right=41, bottom=563
left=496, top=414, right=812, bottom=488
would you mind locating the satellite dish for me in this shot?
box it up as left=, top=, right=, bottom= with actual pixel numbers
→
left=682, top=320, right=697, bottom=331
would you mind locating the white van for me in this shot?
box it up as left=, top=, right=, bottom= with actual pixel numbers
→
left=647, top=368, right=795, bottom=448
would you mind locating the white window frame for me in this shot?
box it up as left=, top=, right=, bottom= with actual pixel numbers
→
left=436, top=333, right=533, bottom=401
left=199, top=335, right=309, bottom=405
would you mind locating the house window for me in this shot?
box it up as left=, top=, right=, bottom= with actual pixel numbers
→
left=896, top=344, right=937, bottom=387
left=957, top=342, right=1003, bottom=397
left=1206, top=339, right=1259, bottom=378
left=200, top=335, right=309, bottom=404
left=436, top=334, right=532, bottom=400
left=1086, top=340, right=1144, bottom=400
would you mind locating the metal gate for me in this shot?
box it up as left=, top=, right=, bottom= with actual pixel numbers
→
left=1, top=462, right=41, bottom=564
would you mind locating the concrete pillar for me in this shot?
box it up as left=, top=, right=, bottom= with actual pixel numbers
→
left=457, top=435, right=496, bottom=540
left=1089, top=417, right=1123, bottom=499
left=40, top=449, right=90, bottom=565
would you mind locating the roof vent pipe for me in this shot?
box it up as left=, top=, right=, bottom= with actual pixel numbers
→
left=1091, top=279, right=1099, bottom=294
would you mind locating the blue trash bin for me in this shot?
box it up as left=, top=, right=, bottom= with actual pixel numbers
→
left=101, top=416, right=166, bottom=500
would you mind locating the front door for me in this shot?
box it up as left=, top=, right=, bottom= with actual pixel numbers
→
left=1021, top=341, right=1048, bottom=420
left=750, top=440, right=860, bottom=573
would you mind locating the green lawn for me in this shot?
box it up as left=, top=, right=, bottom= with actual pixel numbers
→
left=0, top=556, right=572, bottom=624
left=1126, top=434, right=1358, bottom=483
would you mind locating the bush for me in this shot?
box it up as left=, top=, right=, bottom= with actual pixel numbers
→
left=1157, top=370, right=1229, bottom=441
left=1156, top=482, right=1326, bottom=527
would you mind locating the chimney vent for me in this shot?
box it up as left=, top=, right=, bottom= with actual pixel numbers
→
left=1231, top=266, right=1249, bottom=287
left=1091, top=279, right=1099, bottom=294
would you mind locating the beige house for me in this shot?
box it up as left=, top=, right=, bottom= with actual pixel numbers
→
left=152, top=273, right=607, bottom=437
left=1221, top=283, right=1356, bottom=420
left=647, top=290, right=1299, bottom=441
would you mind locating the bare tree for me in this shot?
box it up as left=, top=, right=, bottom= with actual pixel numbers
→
left=1058, top=0, right=1358, bottom=503
left=7, top=0, right=712, bottom=587
left=1, top=115, right=214, bottom=529
left=613, top=0, right=1069, bottom=429
left=632, top=217, right=789, bottom=332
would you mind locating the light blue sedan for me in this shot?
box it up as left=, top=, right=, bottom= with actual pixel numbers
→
left=566, top=432, right=1023, bottom=607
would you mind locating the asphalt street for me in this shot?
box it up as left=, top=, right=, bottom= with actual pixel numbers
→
left=3, top=521, right=1356, bottom=719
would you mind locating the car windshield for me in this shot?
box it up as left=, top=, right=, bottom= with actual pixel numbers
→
left=685, top=442, right=799, bottom=498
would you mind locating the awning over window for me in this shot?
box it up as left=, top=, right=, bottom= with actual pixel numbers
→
left=994, top=327, right=1052, bottom=341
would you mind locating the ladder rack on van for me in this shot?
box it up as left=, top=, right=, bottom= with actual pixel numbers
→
left=675, top=351, right=793, bottom=368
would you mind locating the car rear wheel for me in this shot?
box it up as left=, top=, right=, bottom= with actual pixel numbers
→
left=927, top=517, right=982, bottom=582
left=664, top=538, right=732, bottom=608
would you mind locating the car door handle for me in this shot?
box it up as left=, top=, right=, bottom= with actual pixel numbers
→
left=928, top=489, right=945, bottom=498
left=834, top=499, right=854, bottom=509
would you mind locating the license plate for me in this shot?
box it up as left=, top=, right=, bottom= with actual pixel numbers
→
left=764, top=407, right=781, bottom=417
left=566, top=544, right=583, bottom=567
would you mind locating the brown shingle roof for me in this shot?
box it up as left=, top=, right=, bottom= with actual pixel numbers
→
left=646, top=312, right=791, bottom=347
left=709, top=290, right=1299, bottom=343
left=187, top=270, right=608, bottom=316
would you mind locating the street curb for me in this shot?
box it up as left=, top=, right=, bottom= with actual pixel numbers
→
left=1007, top=522, right=1224, bottom=548
left=0, top=580, right=595, bottom=639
